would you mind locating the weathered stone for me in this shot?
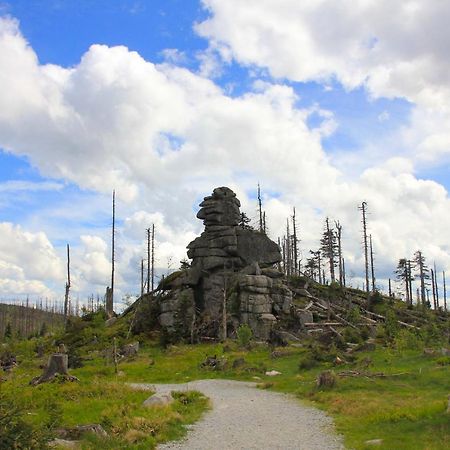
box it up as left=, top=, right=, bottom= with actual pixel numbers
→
left=105, top=317, right=117, bottom=327
left=265, top=370, right=282, bottom=376
left=261, top=268, right=284, bottom=278
left=49, top=439, right=80, bottom=448
left=364, top=439, right=383, bottom=446
left=120, top=342, right=139, bottom=357
left=143, top=393, right=173, bottom=407
left=156, top=187, right=292, bottom=341
left=298, top=311, right=314, bottom=326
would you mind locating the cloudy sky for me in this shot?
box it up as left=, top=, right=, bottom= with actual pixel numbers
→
left=0, top=0, right=449, bottom=308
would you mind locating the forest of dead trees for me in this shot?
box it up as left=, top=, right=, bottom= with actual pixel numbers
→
left=1, top=186, right=448, bottom=340
left=252, top=186, right=448, bottom=312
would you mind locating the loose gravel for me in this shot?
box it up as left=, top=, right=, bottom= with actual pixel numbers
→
left=131, top=379, right=344, bottom=450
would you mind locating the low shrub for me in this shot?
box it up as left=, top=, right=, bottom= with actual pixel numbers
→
left=237, top=324, right=253, bottom=348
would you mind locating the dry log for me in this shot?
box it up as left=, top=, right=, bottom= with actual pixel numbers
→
left=338, top=370, right=408, bottom=378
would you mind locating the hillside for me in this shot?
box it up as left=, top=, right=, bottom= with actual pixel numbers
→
left=1, top=279, right=449, bottom=449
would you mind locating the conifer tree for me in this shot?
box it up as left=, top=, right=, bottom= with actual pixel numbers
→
left=413, top=250, right=430, bottom=306
left=396, top=258, right=413, bottom=305
left=320, top=218, right=338, bottom=283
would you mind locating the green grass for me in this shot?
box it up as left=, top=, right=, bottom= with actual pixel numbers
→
left=0, top=341, right=210, bottom=449
left=2, top=311, right=449, bottom=449
left=93, top=341, right=449, bottom=450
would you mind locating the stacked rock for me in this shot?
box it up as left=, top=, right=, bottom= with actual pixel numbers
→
left=187, top=187, right=281, bottom=271
left=158, top=186, right=292, bottom=340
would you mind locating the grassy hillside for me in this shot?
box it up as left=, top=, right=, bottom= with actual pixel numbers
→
left=1, top=282, right=449, bottom=449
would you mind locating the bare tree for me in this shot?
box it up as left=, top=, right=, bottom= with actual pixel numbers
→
left=358, top=201, right=369, bottom=293
left=151, top=223, right=155, bottom=292
left=292, top=208, right=299, bottom=275
left=443, top=271, right=447, bottom=312
left=140, top=259, right=144, bottom=297
left=434, top=262, right=440, bottom=308
left=146, top=227, right=151, bottom=295
left=64, top=244, right=71, bottom=328
left=257, top=183, right=263, bottom=233
left=431, top=268, right=437, bottom=309
left=369, top=234, right=376, bottom=292
left=335, top=221, right=343, bottom=286
left=107, top=190, right=116, bottom=317
left=285, top=219, right=291, bottom=276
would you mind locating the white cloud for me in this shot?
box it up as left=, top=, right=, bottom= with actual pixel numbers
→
left=0, top=15, right=449, bottom=302
left=197, top=0, right=450, bottom=164
left=0, top=222, right=64, bottom=296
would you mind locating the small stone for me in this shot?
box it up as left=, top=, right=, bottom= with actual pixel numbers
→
left=143, top=393, right=173, bottom=407
left=120, top=342, right=139, bottom=357
left=49, top=439, right=80, bottom=448
left=441, top=348, right=450, bottom=356
left=105, top=317, right=117, bottom=327
left=74, top=424, right=107, bottom=437
left=364, top=439, right=383, bottom=446
left=265, top=370, right=282, bottom=376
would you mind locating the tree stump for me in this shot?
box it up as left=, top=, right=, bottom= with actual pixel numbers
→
left=30, top=353, right=78, bottom=386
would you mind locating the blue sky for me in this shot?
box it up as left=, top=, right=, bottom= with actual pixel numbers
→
left=0, top=0, right=449, bottom=304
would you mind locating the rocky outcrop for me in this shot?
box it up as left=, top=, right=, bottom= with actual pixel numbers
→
left=187, top=187, right=281, bottom=271
left=157, top=187, right=292, bottom=340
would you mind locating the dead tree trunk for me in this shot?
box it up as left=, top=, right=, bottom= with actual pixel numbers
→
left=64, top=244, right=70, bottom=328
left=342, top=258, right=346, bottom=287
left=369, top=234, right=376, bottom=292
left=286, top=219, right=291, bottom=276
left=146, top=227, right=151, bottom=294
left=358, top=202, right=370, bottom=294
left=140, top=258, right=144, bottom=297
left=107, top=190, right=115, bottom=317
left=258, top=183, right=263, bottom=233
left=151, top=223, right=155, bottom=292
left=431, top=268, right=437, bottom=309
left=30, top=353, right=78, bottom=385
left=292, top=208, right=299, bottom=275
left=443, top=271, right=447, bottom=312
left=434, top=262, right=440, bottom=308
left=335, top=221, right=343, bottom=286
left=407, top=260, right=413, bottom=306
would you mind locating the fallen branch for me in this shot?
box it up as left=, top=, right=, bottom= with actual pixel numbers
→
left=338, top=370, right=409, bottom=378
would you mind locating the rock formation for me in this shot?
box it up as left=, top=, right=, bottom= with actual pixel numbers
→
left=157, top=187, right=292, bottom=340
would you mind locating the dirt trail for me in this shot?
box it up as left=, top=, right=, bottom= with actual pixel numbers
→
left=131, top=379, right=344, bottom=450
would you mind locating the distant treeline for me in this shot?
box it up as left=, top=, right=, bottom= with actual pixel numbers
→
left=0, top=294, right=106, bottom=339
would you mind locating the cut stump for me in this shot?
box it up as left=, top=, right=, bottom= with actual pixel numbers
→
left=30, top=353, right=79, bottom=386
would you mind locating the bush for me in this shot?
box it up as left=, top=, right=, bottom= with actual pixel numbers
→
left=384, top=309, right=399, bottom=340
left=298, top=355, right=317, bottom=370
left=436, top=356, right=450, bottom=366
left=346, top=306, right=361, bottom=325
left=343, top=326, right=362, bottom=344
left=237, top=324, right=253, bottom=348
left=394, top=329, right=424, bottom=351
left=0, top=394, right=51, bottom=449
left=316, top=370, right=336, bottom=389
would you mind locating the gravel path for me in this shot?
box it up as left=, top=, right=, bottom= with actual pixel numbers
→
left=131, top=379, right=344, bottom=450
